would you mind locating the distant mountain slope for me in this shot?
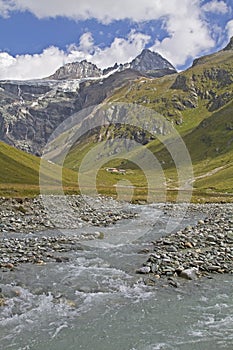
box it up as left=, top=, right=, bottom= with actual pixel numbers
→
left=1, top=38, right=233, bottom=200
left=184, top=101, right=233, bottom=162
left=47, top=60, right=102, bottom=80
left=104, top=49, right=177, bottom=78
left=59, top=100, right=233, bottom=200
left=126, top=49, right=176, bottom=77
left=57, top=38, right=233, bottom=199
left=48, top=49, right=176, bottom=81
left=109, top=43, right=233, bottom=123
left=0, top=141, right=40, bottom=185
left=0, top=49, right=175, bottom=155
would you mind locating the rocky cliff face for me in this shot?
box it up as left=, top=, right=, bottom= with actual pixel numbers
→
left=0, top=70, right=144, bottom=154
left=223, top=36, right=233, bottom=51
left=169, top=37, right=233, bottom=116
left=127, top=49, right=176, bottom=75
left=1, top=40, right=233, bottom=157
left=104, top=49, right=177, bottom=78
left=47, top=60, right=102, bottom=80
left=0, top=80, right=77, bottom=154
left=171, top=66, right=233, bottom=113
left=48, top=49, right=176, bottom=82
left=0, top=49, right=177, bottom=155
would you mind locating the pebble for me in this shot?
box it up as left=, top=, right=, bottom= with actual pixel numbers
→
left=180, top=268, right=199, bottom=280
left=0, top=298, right=5, bottom=307
left=136, top=266, right=151, bottom=274
left=0, top=195, right=136, bottom=268
left=0, top=195, right=135, bottom=234
left=138, top=203, right=233, bottom=284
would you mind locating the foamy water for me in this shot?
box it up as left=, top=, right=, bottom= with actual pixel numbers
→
left=0, top=205, right=232, bottom=350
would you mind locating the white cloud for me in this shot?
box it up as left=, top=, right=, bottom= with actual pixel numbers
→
left=1, top=0, right=228, bottom=21
left=202, top=0, right=228, bottom=14
left=0, top=0, right=16, bottom=17
left=0, top=31, right=151, bottom=80
left=0, top=52, right=16, bottom=67
left=92, top=31, right=151, bottom=68
left=0, top=47, right=66, bottom=80
left=0, top=0, right=176, bottom=22
left=77, top=32, right=95, bottom=53
left=0, top=0, right=222, bottom=23
left=226, top=20, right=233, bottom=39
left=150, top=1, right=215, bottom=67
left=0, top=0, right=221, bottom=76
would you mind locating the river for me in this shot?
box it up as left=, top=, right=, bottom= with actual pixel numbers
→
left=0, top=204, right=232, bottom=350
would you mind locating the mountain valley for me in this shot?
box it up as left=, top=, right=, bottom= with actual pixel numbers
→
left=0, top=41, right=233, bottom=201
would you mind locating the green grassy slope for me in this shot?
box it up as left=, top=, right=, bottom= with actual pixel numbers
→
left=109, top=49, right=233, bottom=128
left=61, top=48, right=233, bottom=202
left=3, top=45, right=231, bottom=200
left=0, top=141, right=41, bottom=185
left=0, top=141, right=78, bottom=197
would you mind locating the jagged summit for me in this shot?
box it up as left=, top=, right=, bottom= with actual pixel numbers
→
left=128, top=49, right=176, bottom=73
left=48, top=60, right=102, bottom=80
left=48, top=49, right=176, bottom=81
left=223, top=36, right=233, bottom=51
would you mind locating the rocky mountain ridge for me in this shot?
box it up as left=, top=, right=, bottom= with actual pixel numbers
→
left=103, top=49, right=176, bottom=78
left=47, top=49, right=177, bottom=81
left=0, top=39, right=233, bottom=157
left=47, top=60, right=102, bottom=80
left=223, top=36, right=233, bottom=51
left=108, top=38, right=233, bottom=124
left=0, top=69, right=144, bottom=154
left=126, top=49, right=176, bottom=74
left=0, top=49, right=176, bottom=154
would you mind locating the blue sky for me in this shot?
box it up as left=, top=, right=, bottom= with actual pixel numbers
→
left=0, top=0, right=232, bottom=79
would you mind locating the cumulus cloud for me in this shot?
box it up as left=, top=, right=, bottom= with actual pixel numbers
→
left=0, top=47, right=66, bottom=80
left=0, top=0, right=221, bottom=77
left=202, top=0, right=228, bottom=14
left=0, top=0, right=14, bottom=18
left=150, top=1, right=215, bottom=67
left=226, top=20, right=233, bottom=39
left=0, top=0, right=176, bottom=22
left=78, top=32, right=95, bottom=53
left=1, top=0, right=227, bottom=23
left=92, top=31, right=151, bottom=68
left=0, top=52, right=16, bottom=67
left=0, top=31, right=151, bottom=80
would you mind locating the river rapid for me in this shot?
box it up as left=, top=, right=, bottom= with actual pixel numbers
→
left=0, top=203, right=232, bottom=350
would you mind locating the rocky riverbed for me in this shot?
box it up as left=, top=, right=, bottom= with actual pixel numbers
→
left=0, top=198, right=233, bottom=285
left=138, top=203, right=233, bottom=285
left=0, top=195, right=135, bottom=234
left=0, top=201, right=232, bottom=350
left=0, top=195, right=135, bottom=269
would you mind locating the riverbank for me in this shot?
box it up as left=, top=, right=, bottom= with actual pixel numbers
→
left=0, top=197, right=232, bottom=283
left=0, top=195, right=135, bottom=269
left=138, top=203, right=233, bottom=285
left=1, top=199, right=232, bottom=350
left=0, top=195, right=135, bottom=234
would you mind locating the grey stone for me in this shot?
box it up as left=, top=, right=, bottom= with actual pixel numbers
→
left=180, top=268, right=199, bottom=280
left=137, top=266, right=151, bottom=274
